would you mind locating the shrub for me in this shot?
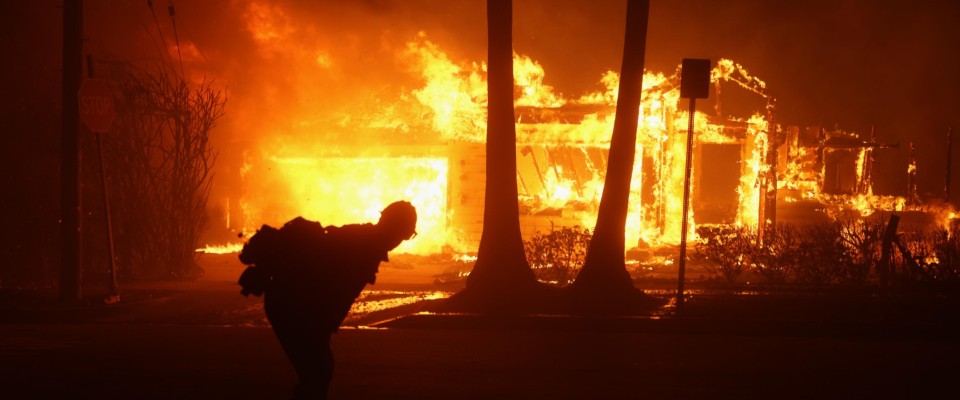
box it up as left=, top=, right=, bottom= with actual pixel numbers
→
left=931, top=222, right=960, bottom=283
left=835, top=216, right=886, bottom=285
left=106, top=62, right=224, bottom=279
left=524, top=225, right=591, bottom=286
left=891, top=225, right=960, bottom=288
left=694, top=225, right=754, bottom=285
left=793, top=223, right=846, bottom=285
left=694, top=216, right=958, bottom=290
left=750, top=225, right=802, bottom=285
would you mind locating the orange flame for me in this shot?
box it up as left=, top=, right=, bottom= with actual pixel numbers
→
left=223, top=11, right=929, bottom=259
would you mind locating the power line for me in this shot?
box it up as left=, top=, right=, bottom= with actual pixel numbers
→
left=145, top=0, right=176, bottom=76
left=168, top=1, right=186, bottom=80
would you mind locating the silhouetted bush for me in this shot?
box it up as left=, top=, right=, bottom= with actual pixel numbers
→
left=932, top=221, right=960, bottom=281
left=836, top=216, right=886, bottom=285
left=698, top=224, right=833, bottom=286
left=694, top=225, right=754, bottom=285
left=793, top=223, right=847, bottom=285
left=693, top=214, right=960, bottom=291
left=749, top=225, right=804, bottom=284
left=523, top=225, right=591, bottom=286
left=104, top=62, right=224, bottom=280
left=893, top=230, right=937, bottom=286
left=889, top=223, right=960, bottom=288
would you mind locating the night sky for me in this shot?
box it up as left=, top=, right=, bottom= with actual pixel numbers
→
left=2, top=0, right=959, bottom=238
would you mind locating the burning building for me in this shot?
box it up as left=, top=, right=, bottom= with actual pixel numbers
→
left=207, top=33, right=954, bottom=257
left=187, top=2, right=959, bottom=259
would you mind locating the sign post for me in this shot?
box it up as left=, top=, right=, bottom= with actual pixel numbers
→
left=677, top=58, right=711, bottom=315
left=78, top=77, right=120, bottom=303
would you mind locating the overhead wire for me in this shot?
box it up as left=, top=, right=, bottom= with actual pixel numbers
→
left=145, top=0, right=184, bottom=81
left=146, top=0, right=173, bottom=69
left=168, top=0, right=186, bottom=80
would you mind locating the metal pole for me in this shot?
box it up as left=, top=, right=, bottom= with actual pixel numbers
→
left=97, top=132, right=120, bottom=303
left=87, top=55, right=120, bottom=304
left=677, top=97, right=696, bottom=314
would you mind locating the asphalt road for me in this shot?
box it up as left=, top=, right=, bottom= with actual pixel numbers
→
left=2, top=256, right=958, bottom=399
left=2, top=317, right=959, bottom=399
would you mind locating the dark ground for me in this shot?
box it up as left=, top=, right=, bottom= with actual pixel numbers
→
left=1, top=254, right=959, bottom=399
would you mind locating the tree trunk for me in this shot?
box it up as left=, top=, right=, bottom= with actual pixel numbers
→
left=572, top=0, right=650, bottom=294
left=464, top=0, right=538, bottom=296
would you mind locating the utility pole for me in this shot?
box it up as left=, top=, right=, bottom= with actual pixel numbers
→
left=60, top=0, right=83, bottom=301
left=676, top=58, right=710, bottom=315
left=763, top=98, right=778, bottom=233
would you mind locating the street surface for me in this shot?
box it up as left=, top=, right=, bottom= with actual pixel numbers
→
left=1, top=255, right=958, bottom=399
left=2, top=320, right=958, bottom=399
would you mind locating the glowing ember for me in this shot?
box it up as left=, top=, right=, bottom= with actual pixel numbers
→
left=196, top=243, right=245, bottom=254
left=348, top=290, right=450, bottom=319
left=452, top=254, right=477, bottom=263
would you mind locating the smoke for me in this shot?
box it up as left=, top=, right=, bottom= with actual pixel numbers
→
left=643, top=0, right=960, bottom=196
left=80, top=2, right=959, bottom=134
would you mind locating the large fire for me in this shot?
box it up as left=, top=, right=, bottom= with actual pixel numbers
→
left=199, top=4, right=955, bottom=256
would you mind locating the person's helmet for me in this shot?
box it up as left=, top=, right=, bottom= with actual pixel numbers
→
left=378, top=201, right=417, bottom=240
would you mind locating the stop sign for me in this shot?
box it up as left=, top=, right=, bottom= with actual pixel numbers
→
left=78, top=78, right=116, bottom=133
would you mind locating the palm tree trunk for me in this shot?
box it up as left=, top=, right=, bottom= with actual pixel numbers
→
left=464, top=0, right=537, bottom=294
left=572, top=0, right=650, bottom=293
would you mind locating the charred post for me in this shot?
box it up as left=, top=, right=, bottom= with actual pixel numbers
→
left=908, top=141, right=919, bottom=206
left=763, top=97, right=778, bottom=232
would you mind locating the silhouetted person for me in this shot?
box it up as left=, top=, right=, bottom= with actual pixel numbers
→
left=239, top=201, right=417, bottom=399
